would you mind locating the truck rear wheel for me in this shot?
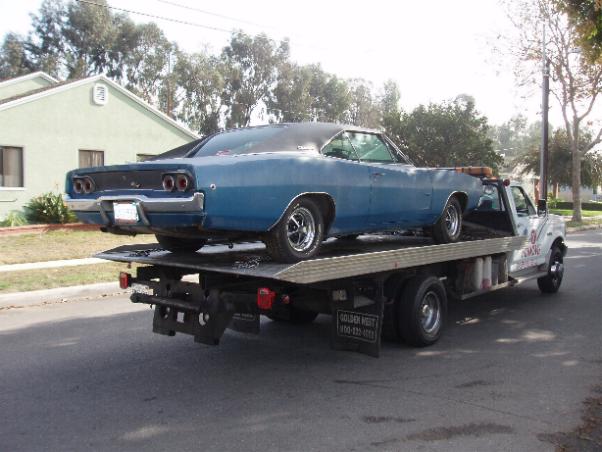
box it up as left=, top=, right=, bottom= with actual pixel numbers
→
left=537, top=246, right=564, bottom=293
left=397, top=274, right=447, bottom=347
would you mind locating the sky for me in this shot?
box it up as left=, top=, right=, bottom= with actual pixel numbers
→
left=1, top=0, right=547, bottom=126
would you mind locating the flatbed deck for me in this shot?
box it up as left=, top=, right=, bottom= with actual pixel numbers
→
left=96, top=234, right=526, bottom=284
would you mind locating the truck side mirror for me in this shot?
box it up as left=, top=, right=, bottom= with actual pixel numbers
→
left=537, top=199, right=547, bottom=215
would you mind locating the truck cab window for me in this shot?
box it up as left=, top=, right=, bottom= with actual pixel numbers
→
left=511, top=186, right=536, bottom=216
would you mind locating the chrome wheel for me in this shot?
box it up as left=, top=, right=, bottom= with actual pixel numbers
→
left=419, top=290, right=442, bottom=334
left=444, top=203, right=460, bottom=238
left=286, top=206, right=316, bottom=252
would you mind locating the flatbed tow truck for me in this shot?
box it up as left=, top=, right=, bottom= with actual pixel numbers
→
left=97, top=177, right=567, bottom=357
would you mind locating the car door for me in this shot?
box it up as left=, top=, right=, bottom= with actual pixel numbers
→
left=345, top=131, right=432, bottom=228
left=508, top=185, right=547, bottom=271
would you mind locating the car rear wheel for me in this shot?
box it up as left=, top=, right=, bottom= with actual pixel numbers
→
left=431, top=196, right=462, bottom=244
left=265, top=197, right=324, bottom=263
left=155, top=234, right=207, bottom=253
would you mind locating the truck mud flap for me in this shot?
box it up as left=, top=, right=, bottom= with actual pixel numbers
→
left=330, top=282, right=385, bottom=358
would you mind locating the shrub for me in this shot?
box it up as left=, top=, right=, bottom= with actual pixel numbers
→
left=0, top=210, right=28, bottom=227
left=24, top=192, right=77, bottom=224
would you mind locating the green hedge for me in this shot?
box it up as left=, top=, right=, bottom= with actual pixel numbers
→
left=554, top=201, right=602, bottom=211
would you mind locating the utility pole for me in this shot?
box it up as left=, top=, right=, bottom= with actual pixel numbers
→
left=540, top=25, right=550, bottom=203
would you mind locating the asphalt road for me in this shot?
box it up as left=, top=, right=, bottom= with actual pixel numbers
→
left=1, top=229, right=601, bottom=452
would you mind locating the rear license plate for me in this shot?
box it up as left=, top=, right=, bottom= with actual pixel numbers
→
left=113, top=202, right=139, bottom=223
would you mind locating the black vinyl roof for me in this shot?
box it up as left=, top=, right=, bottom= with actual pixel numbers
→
left=152, top=122, right=381, bottom=160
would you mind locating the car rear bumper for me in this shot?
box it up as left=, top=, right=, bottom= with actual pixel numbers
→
left=64, top=193, right=205, bottom=227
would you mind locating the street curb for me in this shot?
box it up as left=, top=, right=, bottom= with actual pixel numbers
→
left=567, top=224, right=602, bottom=233
left=0, top=282, right=124, bottom=309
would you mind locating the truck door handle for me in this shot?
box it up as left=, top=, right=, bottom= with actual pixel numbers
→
left=371, top=172, right=385, bottom=178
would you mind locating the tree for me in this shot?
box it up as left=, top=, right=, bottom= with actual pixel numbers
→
left=563, top=0, right=602, bottom=62
left=515, top=127, right=597, bottom=196
left=26, top=0, right=66, bottom=78
left=389, top=96, right=502, bottom=170
left=505, top=0, right=602, bottom=221
left=489, top=114, right=541, bottom=172
left=174, top=51, right=224, bottom=135
left=347, top=79, right=380, bottom=128
left=122, top=22, right=174, bottom=105
left=269, top=62, right=316, bottom=122
left=0, top=33, right=34, bottom=79
left=221, top=31, right=289, bottom=128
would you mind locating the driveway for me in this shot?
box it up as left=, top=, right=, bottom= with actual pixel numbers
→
left=1, top=229, right=600, bottom=451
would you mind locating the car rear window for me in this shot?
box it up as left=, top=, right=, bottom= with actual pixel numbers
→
left=191, top=126, right=292, bottom=157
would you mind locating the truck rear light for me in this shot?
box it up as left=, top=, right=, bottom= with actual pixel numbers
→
left=119, top=272, right=131, bottom=289
left=257, top=287, right=276, bottom=310
left=162, top=174, right=175, bottom=191
left=176, top=174, right=190, bottom=191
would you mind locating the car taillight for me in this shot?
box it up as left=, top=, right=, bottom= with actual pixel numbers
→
left=162, top=174, right=175, bottom=191
left=73, top=179, right=83, bottom=194
left=83, top=177, right=95, bottom=194
left=176, top=174, right=190, bottom=192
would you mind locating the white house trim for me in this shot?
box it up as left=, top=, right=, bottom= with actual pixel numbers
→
left=0, top=74, right=199, bottom=139
left=0, top=71, right=58, bottom=88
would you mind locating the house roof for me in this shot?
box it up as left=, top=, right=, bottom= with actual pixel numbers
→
left=0, top=71, right=58, bottom=88
left=0, top=73, right=199, bottom=139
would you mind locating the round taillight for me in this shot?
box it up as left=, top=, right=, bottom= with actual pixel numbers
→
left=162, top=174, right=175, bottom=191
left=176, top=174, right=189, bottom=192
left=83, top=177, right=94, bottom=194
left=73, top=179, right=83, bottom=194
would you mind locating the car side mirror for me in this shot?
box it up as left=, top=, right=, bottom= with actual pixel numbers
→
left=537, top=199, right=547, bottom=216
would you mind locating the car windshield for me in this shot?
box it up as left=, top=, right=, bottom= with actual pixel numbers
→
left=191, top=126, right=292, bottom=157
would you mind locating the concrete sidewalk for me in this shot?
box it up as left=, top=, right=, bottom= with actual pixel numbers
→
left=0, top=257, right=106, bottom=273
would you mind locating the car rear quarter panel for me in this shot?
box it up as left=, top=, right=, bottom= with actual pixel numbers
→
left=194, top=153, right=372, bottom=233
left=429, top=170, right=482, bottom=221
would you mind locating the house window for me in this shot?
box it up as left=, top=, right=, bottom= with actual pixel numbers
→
left=0, top=146, right=24, bottom=187
left=79, top=150, right=104, bottom=168
left=136, top=154, right=155, bottom=162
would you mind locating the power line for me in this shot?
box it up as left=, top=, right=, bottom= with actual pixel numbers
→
left=156, top=0, right=278, bottom=32
left=75, top=0, right=233, bottom=34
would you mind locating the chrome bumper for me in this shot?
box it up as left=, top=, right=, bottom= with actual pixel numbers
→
left=64, top=193, right=204, bottom=226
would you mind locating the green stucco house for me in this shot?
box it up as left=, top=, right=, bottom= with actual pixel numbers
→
left=0, top=71, right=198, bottom=219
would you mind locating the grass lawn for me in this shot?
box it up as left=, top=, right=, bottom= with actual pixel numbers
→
left=0, top=262, right=141, bottom=294
left=549, top=209, right=602, bottom=218
left=0, top=230, right=156, bottom=265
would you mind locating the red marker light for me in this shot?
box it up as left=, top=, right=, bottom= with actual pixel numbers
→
left=176, top=174, right=190, bottom=191
left=503, top=179, right=511, bottom=186
left=257, top=287, right=276, bottom=310
left=119, top=272, right=131, bottom=289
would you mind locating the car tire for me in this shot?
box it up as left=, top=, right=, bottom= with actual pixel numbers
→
left=267, top=307, right=319, bottom=324
left=265, top=197, right=325, bottom=263
left=432, top=196, right=462, bottom=244
left=397, top=274, right=447, bottom=347
left=155, top=234, right=207, bottom=253
left=537, top=246, right=564, bottom=293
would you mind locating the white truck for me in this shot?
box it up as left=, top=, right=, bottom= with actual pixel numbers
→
left=98, top=176, right=566, bottom=357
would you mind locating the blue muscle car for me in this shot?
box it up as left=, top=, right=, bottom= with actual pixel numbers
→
left=64, top=123, right=483, bottom=262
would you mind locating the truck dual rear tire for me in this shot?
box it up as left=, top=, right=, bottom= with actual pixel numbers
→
left=397, top=274, right=447, bottom=347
